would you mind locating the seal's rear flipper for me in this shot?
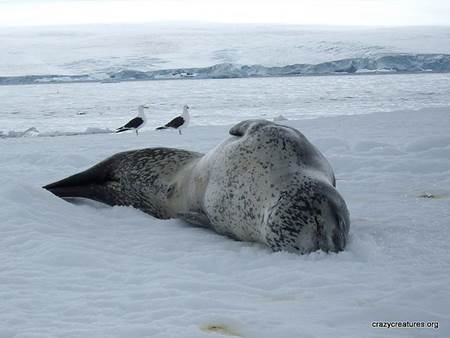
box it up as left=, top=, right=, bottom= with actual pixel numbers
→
left=43, top=155, right=121, bottom=206
left=43, top=184, right=119, bottom=206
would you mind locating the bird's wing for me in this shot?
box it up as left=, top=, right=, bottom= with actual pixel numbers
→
left=119, top=117, right=144, bottom=129
left=165, top=116, right=184, bottom=129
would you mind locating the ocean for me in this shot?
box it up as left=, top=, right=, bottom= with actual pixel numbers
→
left=1, top=72, right=450, bottom=136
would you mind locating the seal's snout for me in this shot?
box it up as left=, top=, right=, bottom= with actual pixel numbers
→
left=319, top=200, right=349, bottom=253
left=335, top=209, right=350, bottom=251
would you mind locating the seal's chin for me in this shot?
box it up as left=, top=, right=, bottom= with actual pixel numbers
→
left=266, top=214, right=348, bottom=254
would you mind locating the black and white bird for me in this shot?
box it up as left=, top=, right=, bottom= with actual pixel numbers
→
left=116, top=105, right=149, bottom=135
left=156, top=105, right=190, bottom=135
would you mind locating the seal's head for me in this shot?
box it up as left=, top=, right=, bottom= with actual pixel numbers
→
left=264, top=181, right=350, bottom=253
left=205, top=119, right=350, bottom=254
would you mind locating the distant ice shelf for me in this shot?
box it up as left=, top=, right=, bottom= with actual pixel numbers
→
left=1, top=53, right=450, bottom=85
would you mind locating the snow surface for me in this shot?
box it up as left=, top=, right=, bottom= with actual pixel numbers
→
left=1, top=107, right=449, bottom=337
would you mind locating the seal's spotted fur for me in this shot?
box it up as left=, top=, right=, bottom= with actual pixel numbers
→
left=44, top=119, right=350, bottom=254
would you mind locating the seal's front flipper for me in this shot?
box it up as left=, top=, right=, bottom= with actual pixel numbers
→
left=178, top=211, right=211, bottom=227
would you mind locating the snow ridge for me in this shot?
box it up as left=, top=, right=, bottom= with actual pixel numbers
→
left=1, top=53, right=450, bottom=85
left=0, top=127, right=113, bottom=139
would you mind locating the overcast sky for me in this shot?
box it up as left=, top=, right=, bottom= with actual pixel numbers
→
left=0, top=0, right=449, bottom=27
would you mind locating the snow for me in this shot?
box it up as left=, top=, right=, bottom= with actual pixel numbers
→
left=0, top=127, right=112, bottom=139
left=1, top=107, right=449, bottom=337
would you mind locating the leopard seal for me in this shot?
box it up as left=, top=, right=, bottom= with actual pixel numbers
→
left=44, top=119, right=350, bottom=253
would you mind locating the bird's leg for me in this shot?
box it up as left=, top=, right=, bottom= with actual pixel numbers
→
left=179, top=129, right=182, bottom=135
left=136, top=130, right=138, bottom=136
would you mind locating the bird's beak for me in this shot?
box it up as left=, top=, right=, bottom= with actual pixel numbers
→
left=143, top=106, right=149, bottom=109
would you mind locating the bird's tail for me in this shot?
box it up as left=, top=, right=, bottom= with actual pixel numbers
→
left=156, top=126, right=168, bottom=130
left=115, top=127, right=130, bottom=133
